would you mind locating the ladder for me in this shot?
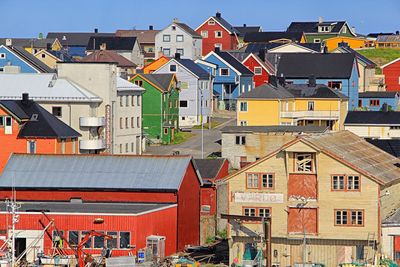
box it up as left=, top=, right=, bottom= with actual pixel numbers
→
left=364, top=232, right=376, bottom=264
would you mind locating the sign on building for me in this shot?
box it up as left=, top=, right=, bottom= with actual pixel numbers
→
left=234, top=192, right=284, bottom=203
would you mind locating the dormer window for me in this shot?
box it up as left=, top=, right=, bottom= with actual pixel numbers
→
left=319, top=26, right=331, bottom=33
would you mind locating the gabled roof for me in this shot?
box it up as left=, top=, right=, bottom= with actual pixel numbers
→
left=344, top=111, right=400, bottom=125
left=244, top=32, right=304, bottom=43
left=0, top=99, right=81, bottom=138
left=132, top=73, right=176, bottom=92
left=173, top=58, right=210, bottom=79
left=0, top=73, right=102, bottom=103
left=359, top=91, right=399, bottom=99
left=174, top=22, right=202, bottom=38
left=381, top=58, right=400, bottom=69
left=193, top=158, right=227, bottom=180
left=115, top=29, right=159, bottom=44
left=0, top=38, right=58, bottom=49
left=334, top=45, right=376, bottom=68
left=287, top=21, right=356, bottom=36
left=242, top=42, right=321, bottom=53
left=220, top=131, right=400, bottom=186
left=47, top=50, right=75, bottom=62
left=234, top=26, right=262, bottom=37
left=117, top=77, right=145, bottom=92
left=366, top=139, right=400, bottom=158
left=195, top=13, right=239, bottom=35
left=0, top=45, right=54, bottom=73
left=242, top=53, right=275, bottom=75
left=277, top=53, right=356, bottom=79
left=80, top=50, right=137, bottom=67
left=0, top=154, right=197, bottom=191
left=376, top=35, right=400, bottom=43
left=86, top=36, right=137, bottom=51
left=47, top=32, right=114, bottom=46
left=206, top=50, right=253, bottom=76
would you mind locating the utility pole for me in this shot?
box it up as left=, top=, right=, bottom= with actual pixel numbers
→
left=6, top=197, right=20, bottom=267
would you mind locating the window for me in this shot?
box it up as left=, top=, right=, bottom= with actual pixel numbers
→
left=68, top=231, right=79, bottom=246
left=169, top=64, right=177, bottom=72
left=120, top=118, right=123, bottom=129
left=125, top=143, right=128, bottom=153
left=81, top=231, right=92, bottom=248
left=307, top=101, right=314, bottom=111
left=243, top=207, right=271, bottom=218
left=259, top=208, right=271, bottom=218
left=172, top=25, right=176, bottom=30
left=163, top=35, right=171, bottom=42
left=180, top=100, right=188, bottom=108
left=126, top=95, right=129, bottom=106
left=125, top=117, right=128, bottom=128
left=134, top=80, right=143, bottom=87
left=0, top=53, right=6, bottom=59
left=52, top=231, right=64, bottom=248
left=332, top=175, right=345, bottom=190
left=215, top=31, right=222, bottom=38
left=335, top=210, right=364, bottom=226
left=328, top=81, right=342, bottom=89
left=164, top=128, right=168, bottom=135
left=94, top=232, right=105, bottom=248
left=314, top=38, right=321, bottom=43
left=120, top=96, right=123, bottom=107
left=235, top=135, right=246, bottom=145
left=131, top=142, right=134, bottom=152
left=319, top=26, right=330, bottom=32
left=244, top=208, right=256, bottom=217
left=131, top=117, right=134, bottom=128
left=295, top=153, right=313, bottom=172
left=369, top=99, right=380, bottom=106
left=215, top=43, right=222, bottom=49
left=52, top=107, right=62, bottom=117
left=240, top=102, right=247, bottom=112
left=119, top=232, right=130, bottom=249
left=246, top=173, right=259, bottom=188
left=390, top=126, right=400, bottom=130
left=137, top=95, right=140, bottom=106
left=220, top=68, right=229, bottom=76
left=176, top=35, right=184, bottom=42
left=240, top=121, right=247, bottom=126
left=27, top=140, right=36, bottom=154
left=0, top=68, right=3, bottom=72
left=163, top=48, right=170, bottom=56
left=107, top=232, right=117, bottom=249
left=201, top=30, right=208, bottom=38
left=208, top=20, right=215, bottom=25
left=332, top=175, right=361, bottom=191
left=176, top=48, right=184, bottom=56
left=0, top=116, right=3, bottom=127
left=132, top=95, right=135, bottom=106
left=137, top=117, right=140, bottom=128
left=61, top=139, right=66, bottom=154
left=347, top=175, right=360, bottom=190
left=254, top=67, right=262, bottom=75
left=241, top=84, right=245, bottom=94
left=41, top=53, right=46, bottom=58
left=342, top=26, right=347, bottom=34
left=262, top=174, right=274, bottom=188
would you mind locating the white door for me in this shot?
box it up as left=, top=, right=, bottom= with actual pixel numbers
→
left=5, top=116, right=12, bottom=135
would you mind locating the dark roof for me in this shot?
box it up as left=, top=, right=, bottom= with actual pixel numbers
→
left=80, top=50, right=137, bottom=67
left=7, top=46, right=54, bottom=73
left=277, top=53, right=356, bottom=79
left=367, top=32, right=394, bottom=38
left=344, top=111, right=400, bottom=125
left=335, top=45, right=376, bottom=67
left=140, top=73, right=175, bottom=92
left=177, top=58, right=210, bottom=79
left=115, top=29, right=159, bottom=44
left=48, top=50, right=75, bottom=62
left=175, top=22, right=201, bottom=38
left=221, top=125, right=328, bottom=133
left=211, top=15, right=239, bottom=34
left=0, top=99, right=81, bottom=138
left=193, top=159, right=226, bottom=180
left=239, top=83, right=347, bottom=99
left=47, top=32, right=114, bottom=46
left=0, top=201, right=173, bottom=214
left=0, top=38, right=56, bottom=49
left=366, top=139, right=400, bottom=158
left=216, top=51, right=253, bottom=76
left=234, top=26, right=262, bottom=37
left=244, top=31, right=304, bottom=43
left=359, top=91, right=399, bottom=99
left=287, top=21, right=347, bottom=34
left=86, top=36, right=137, bottom=51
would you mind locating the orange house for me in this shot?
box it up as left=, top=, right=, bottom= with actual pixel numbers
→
left=142, top=55, right=169, bottom=74
left=324, top=36, right=367, bottom=51
left=0, top=94, right=80, bottom=172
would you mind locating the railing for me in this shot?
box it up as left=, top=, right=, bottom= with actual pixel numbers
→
left=280, top=110, right=340, bottom=119
left=79, top=139, right=106, bottom=150
left=79, top=117, right=106, bottom=127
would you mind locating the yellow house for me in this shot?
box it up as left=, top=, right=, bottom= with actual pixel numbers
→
left=217, top=130, right=400, bottom=267
left=23, top=38, right=62, bottom=54
left=34, top=50, right=61, bottom=69
left=142, top=55, right=169, bottom=74
left=237, top=81, right=348, bottom=131
left=324, top=36, right=367, bottom=51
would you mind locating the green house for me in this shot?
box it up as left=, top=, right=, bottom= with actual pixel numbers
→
left=131, top=73, right=179, bottom=144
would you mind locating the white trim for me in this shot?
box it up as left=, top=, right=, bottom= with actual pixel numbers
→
left=266, top=42, right=317, bottom=54
left=195, top=17, right=234, bottom=34
left=242, top=53, right=273, bottom=75
left=203, top=51, right=241, bottom=76
left=0, top=45, right=41, bottom=73
left=154, top=58, right=200, bottom=79
left=34, top=50, right=59, bottom=61
left=381, top=58, right=400, bottom=69
left=195, top=59, right=217, bottom=69
left=339, top=22, right=357, bottom=37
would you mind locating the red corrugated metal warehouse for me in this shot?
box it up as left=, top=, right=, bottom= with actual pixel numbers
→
left=0, top=154, right=201, bottom=263
left=381, top=58, right=400, bottom=91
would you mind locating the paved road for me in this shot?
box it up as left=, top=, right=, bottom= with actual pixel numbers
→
left=144, top=117, right=235, bottom=158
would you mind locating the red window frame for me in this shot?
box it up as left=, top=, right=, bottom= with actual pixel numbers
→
left=331, top=174, right=361, bottom=191
left=245, top=172, right=275, bottom=189
left=334, top=209, right=364, bottom=226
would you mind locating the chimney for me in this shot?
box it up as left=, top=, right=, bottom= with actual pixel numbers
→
left=352, top=26, right=356, bottom=34
left=173, top=18, right=179, bottom=23
left=396, top=30, right=400, bottom=35
left=174, top=53, right=181, bottom=60
left=100, top=43, right=107, bottom=50
left=258, top=49, right=265, bottom=62
left=338, top=41, right=349, bottom=48
left=216, top=12, right=221, bottom=18
left=94, top=28, right=98, bottom=33
left=318, top=16, right=323, bottom=24
left=382, top=103, right=389, bottom=112
left=22, top=93, right=29, bottom=105
left=243, top=23, right=247, bottom=27
left=278, top=75, right=286, bottom=87
left=5, top=38, right=12, bottom=47
left=269, top=75, right=277, bottom=87
left=308, top=75, right=316, bottom=87
left=149, top=25, right=154, bottom=30
left=214, top=47, right=220, bottom=53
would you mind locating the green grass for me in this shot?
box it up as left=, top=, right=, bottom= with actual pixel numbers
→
left=172, top=131, right=194, bottom=145
left=357, top=48, right=400, bottom=67
left=192, top=120, right=222, bottom=129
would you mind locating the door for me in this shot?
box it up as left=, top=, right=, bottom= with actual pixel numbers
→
left=15, top=238, right=26, bottom=259
left=394, top=236, right=400, bottom=265
left=5, top=116, right=12, bottom=134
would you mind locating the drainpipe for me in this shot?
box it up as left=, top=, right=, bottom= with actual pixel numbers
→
left=111, top=101, right=115, bottom=154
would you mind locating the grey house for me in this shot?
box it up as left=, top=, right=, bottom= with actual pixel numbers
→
left=154, top=54, right=212, bottom=127
left=155, top=19, right=202, bottom=60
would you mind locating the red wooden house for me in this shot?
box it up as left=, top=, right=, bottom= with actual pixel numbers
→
left=242, top=53, right=275, bottom=87
left=195, top=12, right=240, bottom=56
left=0, top=154, right=201, bottom=262
left=381, top=58, right=400, bottom=91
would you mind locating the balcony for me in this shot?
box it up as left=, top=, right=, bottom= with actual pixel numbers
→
left=79, top=139, right=106, bottom=150
left=280, top=110, right=340, bottom=119
left=79, top=117, right=106, bottom=127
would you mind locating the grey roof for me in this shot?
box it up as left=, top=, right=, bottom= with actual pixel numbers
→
left=244, top=31, right=304, bottom=43
left=221, top=125, right=328, bottom=133
left=140, top=73, right=175, bottom=92
left=0, top=38, right=57, bottom=49
left=193, top=159, right=226, bottom=180
left=287, top=21, right=349, bottom=34
left=216, top=51, right=253, bottom=76
left=238, top=83, right=293, bottom=99
left=359, top=91, right=399, bottom=98
left=4, top=46, right=54, bottom=73
left=233, top=26, right=262, bottom=37
left=176, top=58, right=210, bottom=79
left=243, top=42, right=321, bottom=53
left=366, top=139, right=400, bottom=158
left=376, top=35, right=400, bottom=43
left=86, top=36, right=137, bottom=51
left=175, top=22, right=202, bottom=38
left=334, top=45, right=376, bottom=68
left=0, top=154, right=194, bottom=190
left=211, top=14, right=239, bottom=34
left=0, top=201, right=174, bottom=214
left=383, top=208, right=400, bottom=225
left=344, top=111, right=400, bottom=125
left=47, top=32, right=114, bottom=46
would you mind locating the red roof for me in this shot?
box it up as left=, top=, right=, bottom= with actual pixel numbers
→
left=80, top=50, right=137, bottom=68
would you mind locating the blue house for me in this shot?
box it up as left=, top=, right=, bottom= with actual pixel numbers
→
left=359, top=91, right=400, bottom=111
left=197, top=48, right=254, bottom=110
left=0, top=45, right=52, bottom=73
left=277, top=53, right=359, bottom=110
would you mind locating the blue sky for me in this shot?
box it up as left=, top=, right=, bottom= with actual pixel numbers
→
left=1, top=0, right=399, bottom=37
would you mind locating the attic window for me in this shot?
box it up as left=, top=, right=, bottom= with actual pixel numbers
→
left=30, top=114, right=39, bottom=121
left=169, top=65, right=177, bottom=72
left=52, top=107, right=62, bottom=117
left=0, top=53, right=6, bottom=59
left=172, top=26, right=176, bottom=31
left=328, top=81, right=342, bottom=89
left=295, top=153, right=313, bottom=173
left=319, top=26, right=330, bottom=32
left=208, top=20, right=215, bottom=25
left=394, top=163, right=400, bottom=168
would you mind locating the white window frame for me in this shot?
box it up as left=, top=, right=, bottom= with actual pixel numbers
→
left=201, top=30, right=208, bottom=38
left=219, top=68, right=229, bottom=76
left=208, top=20, right=215, bottom=25
left=176, top=48, right=184, bottom=56
left=314, top=38, right=321, bottom=43
left=342, top=26, right=347, bottom=34
left=240, top=101, right=248, bottom=112
left=240, top=120, right=247, bottom=126
left=0, top=53, right=6, bottom=59
left=215, top=31, right=222, bottom=38
left=163, top=35, right=171, bottom=42
left=248, top=84, right=251, bottom=92
left=308, top=101, right=315, bottom=111
left=163, top=48, right=171, bottom=56
left=241, top=84, right=245, bottom=94
left=254, top=67, right=262, bottom=75
left=176, top=35, right=184, bottom=42
left=169, top=64, right=177, bottom=73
